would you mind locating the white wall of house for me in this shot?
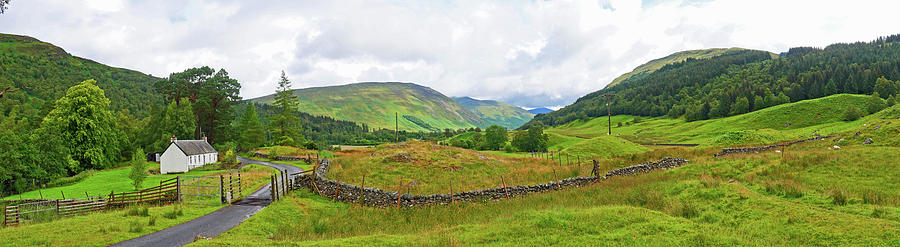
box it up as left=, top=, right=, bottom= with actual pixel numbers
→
left=160, top=144, right=189, bottom=174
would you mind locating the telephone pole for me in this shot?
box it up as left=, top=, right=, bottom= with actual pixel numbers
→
left=395, top=112, right=399, bottom=143
left=601, top=94, right=615, bottom=135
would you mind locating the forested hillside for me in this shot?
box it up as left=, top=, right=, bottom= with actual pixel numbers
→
left=0, top=33, right=162, bottom=122
left=604, top=48, right=752, bottom=88
left=452, top=96, right=533, bottom=129
left=524, top=34, right=900, bottom=128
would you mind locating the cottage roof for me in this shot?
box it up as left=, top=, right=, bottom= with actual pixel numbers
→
left=172, top=140, right=216, bottom=156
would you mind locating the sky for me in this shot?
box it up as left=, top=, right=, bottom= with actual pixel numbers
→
left=1, top=0, right=898, bottom=109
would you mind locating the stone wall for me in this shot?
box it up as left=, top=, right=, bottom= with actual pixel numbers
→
left=292, top=157, right=689, bottom=207
left=251, top=152, right=313, bottom=163
left=713, top=136, right=831, bottom=157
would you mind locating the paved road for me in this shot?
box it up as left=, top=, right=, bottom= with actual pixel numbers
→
left=111, top=156, right=303, bottom=247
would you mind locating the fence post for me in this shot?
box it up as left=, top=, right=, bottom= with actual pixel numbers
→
left=450, top=179, right=454, bottom=203
left=176, top=177, right=182, bottom=203
left=359, top=175, right=366, bottom=203
left=501, top=176, right=509, bottom=199
left=396, top=182, right=402, bottom=208
left=61, top=190, right=65, bottom=199
left=56, top=199, right=60, bottom=217
left=270, top=176, right=276, bottom=201
left=220, top=175, right=225, bottom=204
left=553, top=170, right=560, bottom=190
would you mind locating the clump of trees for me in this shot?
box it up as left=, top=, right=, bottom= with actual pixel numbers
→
left=129, top=148, right=147, bottom=190
left=512, top=125, right=549, bottom=152
left=446, top=125, right=508, bottom=151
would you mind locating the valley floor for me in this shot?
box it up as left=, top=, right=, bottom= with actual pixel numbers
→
left=190, top=139, right=900, bottom=246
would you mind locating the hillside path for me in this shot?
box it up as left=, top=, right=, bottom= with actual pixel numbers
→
left=111, top=156, right=302, bottom=247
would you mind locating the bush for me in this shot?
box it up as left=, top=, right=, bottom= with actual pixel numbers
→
left=866, top=92, right=886, bottom=114
left=842, top=106, right=863, bottom=121
left=125, top=206, right=150, bottom=217
left=148, top=216, right=157, bottom=226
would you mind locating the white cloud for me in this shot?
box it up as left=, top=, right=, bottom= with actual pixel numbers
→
left=1, top=0, right=899, bottom=108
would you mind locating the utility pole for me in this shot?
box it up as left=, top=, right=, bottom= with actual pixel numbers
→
left=395, top=112, right=399, bottom=143
left=601, top=94, right=615, bottom=135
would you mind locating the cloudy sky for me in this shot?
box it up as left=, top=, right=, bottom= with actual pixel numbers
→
left=1, top=0, right=898, bottom=109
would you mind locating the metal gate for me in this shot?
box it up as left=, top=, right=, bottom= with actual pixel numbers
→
left=177, top=172, right=241, bottom=206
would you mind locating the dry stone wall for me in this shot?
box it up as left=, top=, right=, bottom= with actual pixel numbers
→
left=713, top=136, right=832, bottom=157
left=292, top=157, right=689, bottom=207
left=252, top=152, right=313, bottom=163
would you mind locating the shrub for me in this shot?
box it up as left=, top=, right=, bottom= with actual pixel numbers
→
left=163, top=206, right=183, bottom=219
left=148, top=216, right=157, bottom=226
left=829, top=189, right=849, bottom=206
left=866, top=92, right=886, bottom=114
left=842, top=106, right=863, bottom=121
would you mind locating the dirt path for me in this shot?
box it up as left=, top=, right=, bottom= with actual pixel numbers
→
left=111, top=156, right=303, bottom=247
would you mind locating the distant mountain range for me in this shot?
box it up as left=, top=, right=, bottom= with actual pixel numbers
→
left=527, top=107, right=554, bottom=114
left=451, top=97, right=533, bottom=129
left=249, top=82, right=535, bottom=131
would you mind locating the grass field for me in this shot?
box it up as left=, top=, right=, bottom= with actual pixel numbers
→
left=186, top=99, right=900, bottom=246
left=0, top=164, right=279, bottom=246
left=0, top=203, right=223, bottom=247
left=191, top=136, right=900, bottom=246
left=325, top=141, right=596, bottom=194
left=3, top=163, right=225, bottom=200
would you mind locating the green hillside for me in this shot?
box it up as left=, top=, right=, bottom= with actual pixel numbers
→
left=249, top=82, right=483, bottom=132
left=526, top=34, right=900, bottom=128
left=605, top=48, right=751, bottom=88
left=547, top=94, right=877, bottom=146
left=452, top=96, right=534, bottom=129
left=0, top=33, right=163, bottom=120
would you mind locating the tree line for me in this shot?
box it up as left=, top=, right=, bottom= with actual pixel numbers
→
left=524, top=34, right=900, bottom=128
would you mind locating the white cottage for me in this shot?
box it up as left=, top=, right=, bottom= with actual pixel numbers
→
left=160, top=137, right=218, bottom=174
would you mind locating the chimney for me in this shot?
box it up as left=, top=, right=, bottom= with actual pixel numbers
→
left=170, top=134, right=177, bottom=143
left=202, top=136, right=208, bottom=143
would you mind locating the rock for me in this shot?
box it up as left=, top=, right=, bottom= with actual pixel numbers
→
left=784, top=123, right=792, bottom=127
left=833, top=145, right=841, bottom=150
left=854, top=131, right=863, bottom=137
left=775, top=150, right=781, bottom=153
left=863, top=138, right=874, bottom=145
left=728, top=179, right=735, bottom=183
left=873, top=125, right=881, bottom=130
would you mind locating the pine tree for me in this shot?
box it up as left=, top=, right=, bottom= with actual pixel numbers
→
left=238, top=104, right=266, bottom=150
left=268, top=71, right=303, bottom=146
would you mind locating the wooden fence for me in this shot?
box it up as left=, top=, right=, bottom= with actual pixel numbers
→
left=3, top=174, right=244, bottom=227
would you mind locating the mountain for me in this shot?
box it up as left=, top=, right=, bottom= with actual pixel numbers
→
left=527, top=107, right=554, bottom=114
left=523, top=34, right=900, bottom=129
left=604, top=48, right=753, bottom=89
left=0, top=33, right=162, bottom=123
left=451, top=97, right=534, bottom=129
left=249, top=82, right=484, bottom=132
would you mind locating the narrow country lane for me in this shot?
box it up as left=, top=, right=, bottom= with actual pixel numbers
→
left=111, top=156, right=303, bottom=247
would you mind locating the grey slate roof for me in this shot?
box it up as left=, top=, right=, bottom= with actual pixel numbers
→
left=172, top=140, right=217, bottom=155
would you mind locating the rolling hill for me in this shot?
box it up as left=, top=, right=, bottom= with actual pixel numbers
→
left=0, top=33, right=163, bottom=120
left=452, top=96, right=534, bottom=129
left=249, top=82, right=484, bottom=132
